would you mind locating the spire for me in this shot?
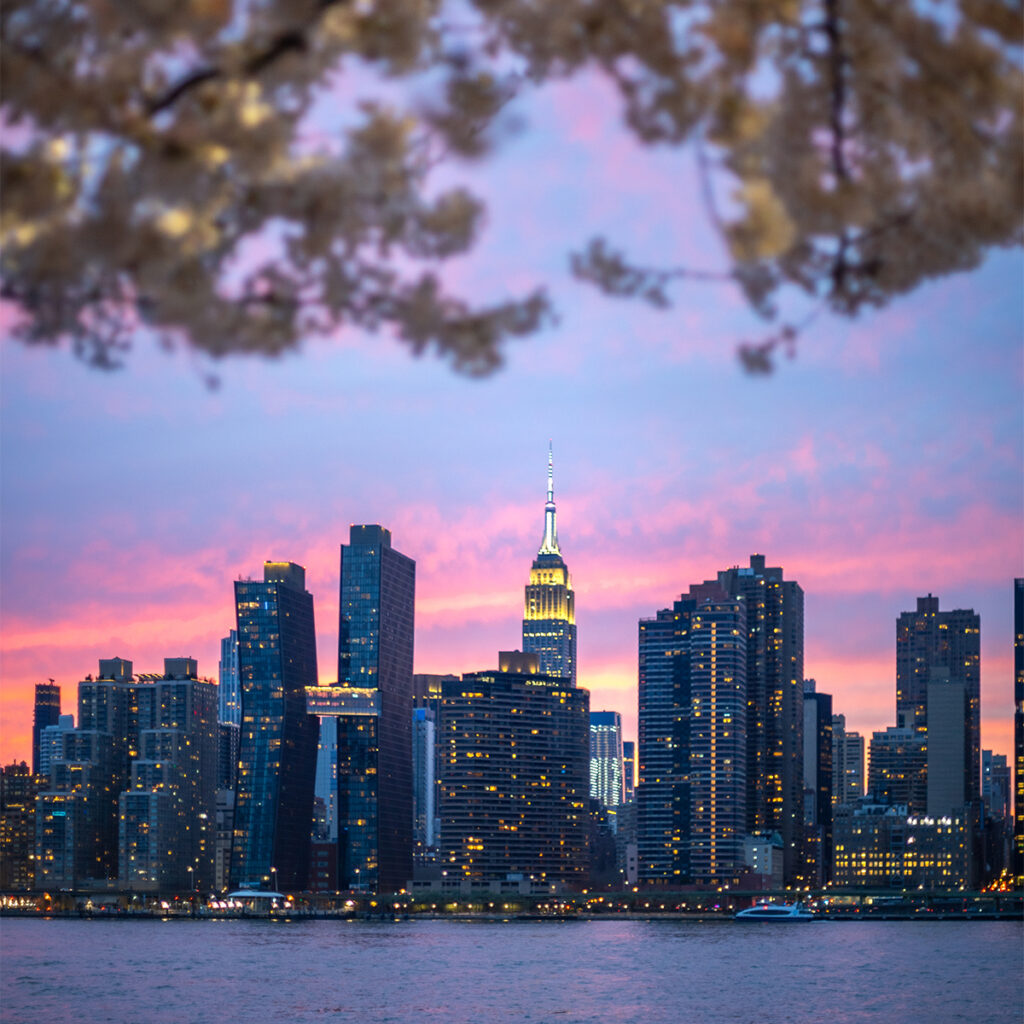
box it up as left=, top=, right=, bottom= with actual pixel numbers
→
left=539, top=441, right=560, bottom=555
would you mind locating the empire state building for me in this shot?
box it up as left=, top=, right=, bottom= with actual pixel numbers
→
left=522, top=446, right=577, bottom=685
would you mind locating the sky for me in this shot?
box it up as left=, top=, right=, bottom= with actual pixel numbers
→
left=1, top=73, right=1022, bottom=767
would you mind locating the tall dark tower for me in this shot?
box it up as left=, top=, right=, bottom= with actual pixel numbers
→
left=522, top=445, right=577, bottom=684
left=335, top=525, right=415, bottom=893
left=232, top=562, right=319, bottom=891
left=715, top=555, right=804, bottom=886
left=896, top=594, right=981, bottom=798
left=1014, top=578, right=1023, bottom=879
left=32, top=682, right=61, bottom=775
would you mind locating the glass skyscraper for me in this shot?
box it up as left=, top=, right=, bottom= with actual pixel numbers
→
left=522, top=445, right=576, bottom=684
left=32, top=682, right=61, bottom=776
left=333, top=525, right=415, bottom=893
left=218, top=629, right=241, bottom=726
left=589, top=711, right=624, bottom=811
left=232, top=562, right=319, bottom=891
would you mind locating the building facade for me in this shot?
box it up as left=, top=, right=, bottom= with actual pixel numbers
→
left=589, top=711, right=624, bottom=812
left=0, top=762, right=39, bottom=890
left=831, top=714, right=865, bottom=807
left=637, top=590, right=749, bottom=886
left=714, top=556, right=804, bottom=885
left=622, top=741, right=636, bottom=803
left=218, top=630, right=241, bottom=727
left=522, top=446, right=577, bottom=685
left=32, top=683, right=61, bottom=777
left=868, top=726, right=927, bottom=813
left=802, top=680, right=833, bottom=885
left=118, top=658, right=218, bottom=891
left=833, top=801, right=974, bottom=889
left=412, top=707, right=437, bottom=855
left=332, top=525, right=415, bottom=893
left=438, top=658, right=589, bottom=887
left=232, top=562, right=320, bottom=891
left=896, top=595, right=981, bottom=799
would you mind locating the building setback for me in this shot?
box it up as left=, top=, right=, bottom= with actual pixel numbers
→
left=232, top=562, right=319, bottom=891
left=522, top=446, right=577, bottom=685
left=896, top=595, right=981, bottom=799
left=439, top=656, right=589, bottom=887
left=333, top=525, right=415, bottom=893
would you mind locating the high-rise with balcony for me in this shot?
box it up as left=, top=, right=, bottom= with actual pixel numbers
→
left=637, top=587, right=748, bottom=886
left=522, top=446, right=576, bottom=685
left=232, top=562, right=319, bottom=891
left=439, top=654, right=589, bottom=886
left=331, top=525, right=415, bottom=893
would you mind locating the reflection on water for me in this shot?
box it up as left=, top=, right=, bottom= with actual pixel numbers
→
left=3, top=919, right=1021, bottom=1024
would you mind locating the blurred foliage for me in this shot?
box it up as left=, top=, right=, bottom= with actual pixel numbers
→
left=1, top=1, right=1020, bottom=373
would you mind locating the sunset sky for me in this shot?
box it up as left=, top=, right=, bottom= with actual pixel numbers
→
left=1, top=74, right=1021, bottom=766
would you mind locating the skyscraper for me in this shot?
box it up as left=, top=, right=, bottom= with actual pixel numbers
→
left=522, top=446, right=576, bottom=684
left=333, top=525, right=415, bottom=893
left=32, top=682, right=61, bottom=776
left=589, top=711, right=624, bottom=811
left=232, top=562, right=319, bottom=891
left=896, top=594, right=981, bottom=797
left=637, top=588, right=748, bottom=886
left=218, top=630, right=241, bottom=726
left=802, top=680, right=833, bottom=885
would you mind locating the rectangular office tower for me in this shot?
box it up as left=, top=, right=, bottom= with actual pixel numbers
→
left=637, top=592, right=748, bottom=886
left=896, top=594, right=981, bottom=798
left=334, top=525, right=415, bottom=893
left=590, top=711, right=624, bottom=811
left=232, top=562, right=320, bottom=891
left=439, top=656, right=590, bottom=886
left=32, top=682, right=61, bottom=775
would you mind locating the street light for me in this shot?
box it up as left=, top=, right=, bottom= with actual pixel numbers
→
left=186, top=866, right=195, bottom=918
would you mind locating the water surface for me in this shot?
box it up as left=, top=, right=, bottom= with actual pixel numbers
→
left=2, top=918, right=1020, bottom=1024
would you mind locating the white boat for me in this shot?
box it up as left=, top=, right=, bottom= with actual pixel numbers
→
left=734, top=901, right=814, bottom=921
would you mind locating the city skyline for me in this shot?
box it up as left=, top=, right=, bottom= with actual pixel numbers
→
left=0, top=507, right=1019, bottom=769
left=1, top=77, right=1020, bottom=770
